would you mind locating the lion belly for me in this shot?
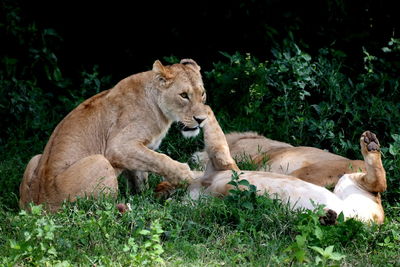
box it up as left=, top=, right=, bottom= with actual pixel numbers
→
left=206, top=170, right=344, bottom=213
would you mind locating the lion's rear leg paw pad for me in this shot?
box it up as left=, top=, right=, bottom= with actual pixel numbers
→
left=362, top=131, right=380, bottom=152
left=319, top=209, right=338, bottom=225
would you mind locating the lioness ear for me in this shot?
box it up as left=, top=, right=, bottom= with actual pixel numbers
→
left=153, top=60, right=173, bottom=82
left=153, top=60, right=166, bottom=75
left=180, top=59, right=201, bottom=72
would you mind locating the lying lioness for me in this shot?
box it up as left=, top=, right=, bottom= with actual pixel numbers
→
left=193, top=131, right=380, bottom=189
left=159, top=109, right=387, bottom=224
left=20, top=59, right=208, bottom=212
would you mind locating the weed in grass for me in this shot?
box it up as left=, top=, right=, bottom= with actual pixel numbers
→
left=225, top=171, right=258, bottom=211
left=4, top=205, right=72, bottom=266
left=234, top=151, right=270, bottom=172
left=1, top=197, right=168, bottom=266
left=282, top=206, right=347, bottom=265
left=382, top=134, right=400, bottom=205
left=123, top=220, right=165, bottom=266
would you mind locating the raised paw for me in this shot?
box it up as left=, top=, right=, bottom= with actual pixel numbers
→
left=319, top=209, right=338, bottom=225
left=361, top=131, right=380, bottom=152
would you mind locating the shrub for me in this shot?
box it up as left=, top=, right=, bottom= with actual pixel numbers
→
left=205, top=37, right=400, bottom=203
left=1, top=200, right=166, bottom=266
left=0, top=2, right=112, bottom=147
left=206, top=37, right=400, bottom=154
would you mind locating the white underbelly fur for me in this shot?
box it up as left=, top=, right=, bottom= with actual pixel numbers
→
left=197, top=171, right=380, bottom=222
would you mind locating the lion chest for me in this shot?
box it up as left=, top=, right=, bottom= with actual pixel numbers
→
left=147, top=137, right=163, bottom=150
left=146, top=127, right=170, bottom=151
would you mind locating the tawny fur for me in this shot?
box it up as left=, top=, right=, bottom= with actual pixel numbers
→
left=188, top=111, right=387, bottom=224
left=193, top=132, right=367, bottom=188
left=19, top=59, right=208, bottom=211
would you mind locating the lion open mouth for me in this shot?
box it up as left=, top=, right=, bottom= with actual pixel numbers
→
left=182, top=126, right=199, bottom=132
left=178, top=123, right=200, bottom=138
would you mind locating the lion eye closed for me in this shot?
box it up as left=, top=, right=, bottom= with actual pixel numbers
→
left=180, top=92, right=189, bottom=99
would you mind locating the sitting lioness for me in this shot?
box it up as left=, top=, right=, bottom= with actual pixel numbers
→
left=182, top=109, right=387, bottom=223
left=193, top=131, right=379, bottom=189
left=19, top=59, right=208, bottom=211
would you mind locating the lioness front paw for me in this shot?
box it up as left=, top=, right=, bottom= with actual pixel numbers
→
left=168, top=163, right=194, bottom=186
left=215, top=152, right=240, bottom=171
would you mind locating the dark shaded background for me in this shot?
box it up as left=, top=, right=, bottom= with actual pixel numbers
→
left=17, top=0, right=398, bottom=79
left=0, top=0, right=398, bottom=144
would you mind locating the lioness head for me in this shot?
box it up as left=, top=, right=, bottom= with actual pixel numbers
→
left=153, top=59, right=207, bottom=138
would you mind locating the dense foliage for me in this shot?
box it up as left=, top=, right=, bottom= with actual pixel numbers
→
left=205, top=39, right=400, bottom=205
left=1, top=2, right=399, bottom=266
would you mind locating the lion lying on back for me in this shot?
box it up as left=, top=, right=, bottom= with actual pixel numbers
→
left=193, top=131, right=386, bottom=190
left=20, top=59, right=208, bottom=212
left=158, top=109, right=387, bottom=224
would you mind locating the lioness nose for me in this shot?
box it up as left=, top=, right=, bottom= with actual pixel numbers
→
left=194, top=116, right=205, bottom=125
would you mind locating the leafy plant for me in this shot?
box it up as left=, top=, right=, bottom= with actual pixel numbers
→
left=0, top=3, right=66, bottom=144
left=4, top=205, right=71, bottom=266
left=282, top=206, right=348, bottom=265
left=310, top=245, right=346, bottom=266
left=0, top=2, right=113, bottom=147
left=225, top=171, right=258, bottom=211
left=206, top=36, right=400, bottom=150
left=59, top=65, right=112, bottom=112
left=382, top=133, right=400, bottom=204
left=123, top=220, right=165, bottom=266
left=206, top=36, right=400, bottom=204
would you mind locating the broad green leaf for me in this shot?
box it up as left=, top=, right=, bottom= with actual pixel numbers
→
left=48, top=246, right=58, bottom=256
left=249, top=185, right=257, bottom=191
left=227, top=181, right=238, bottom=186
left=314, top=226, right=323, bottom=240
left=337, top=212, right=345, bottom=223
left=325, top=245, right=334, bottom=255
left=31, top=205, right=42, bottom=215
left=310, top=246, right=324, bottom=256
left=315, top=256, right=322, bottom=264
left=238, top=179, right=250, bottom=186
left=392, top=134, right=400, bottom=143
left=139, top=229, right=150, bottom=235
left=389, top=144, right=399, bottom=156
left=329, top=252, right=346, bottom=261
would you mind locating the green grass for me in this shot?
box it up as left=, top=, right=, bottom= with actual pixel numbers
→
left=1, top=129, right=400, bottom=266
left=1, top=183, right=399, bottom=266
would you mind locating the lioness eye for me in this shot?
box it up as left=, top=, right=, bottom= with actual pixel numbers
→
left=180, top=92, right=189, bottom=99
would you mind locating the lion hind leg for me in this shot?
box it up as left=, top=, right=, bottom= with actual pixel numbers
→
left=19, top=154, right=42, bottom=210
left=48, top=154, right=118, bottom=211
left=358, top=131, right=386, bottom=193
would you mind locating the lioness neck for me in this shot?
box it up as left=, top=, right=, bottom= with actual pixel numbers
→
left=110, top=71, right=172, bottom=127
